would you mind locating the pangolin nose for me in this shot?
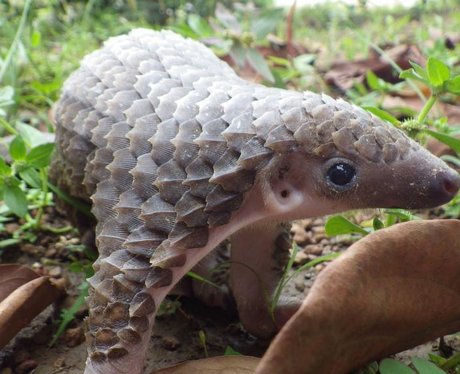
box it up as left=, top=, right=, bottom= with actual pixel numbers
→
left=436, top=170, right=460, bottom=199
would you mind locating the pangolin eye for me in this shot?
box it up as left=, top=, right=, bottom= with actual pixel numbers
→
left=327, top=162, right=356, bottom=187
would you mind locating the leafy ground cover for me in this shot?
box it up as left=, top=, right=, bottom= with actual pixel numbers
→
left=0, top=1, right=459, bottom=373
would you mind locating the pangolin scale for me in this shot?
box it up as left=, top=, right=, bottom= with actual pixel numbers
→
left=51, top=29, right=460, bottom=374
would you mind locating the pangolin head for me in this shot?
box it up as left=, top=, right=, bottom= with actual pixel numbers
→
left=260, top=91, right=460, bottom=218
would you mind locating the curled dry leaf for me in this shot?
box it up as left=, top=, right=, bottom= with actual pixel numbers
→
left=324, top=44, right=425, bottom=91
left=0, top=264, right=40, bottom=301
left=152, top=355, right=259, bottom=373
left=0, top=274, right=64, bottom=348
left=256, top=219, right=460, bottom=374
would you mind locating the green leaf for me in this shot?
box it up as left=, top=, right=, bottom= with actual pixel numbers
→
left=325, top=215, right=368, bottom=236
left=0, top=86, right=14, bottom=107
left=246, top=48, right=274, bottom=83
left=412, top=357, right=446, bottom=374
left=169, top=23, right=198, bottom=39
left=379, top=359, right=416, bottom=374
left=372, top=217, right=384, bottom=230
left=0, top=157, right=11, bottom=175
left=187, top=14, right=213, bottom=37
left=26, top=142, right=54, bottom=168
left=425, top=129, right=460, bottom=154
left=19, top=168, right=41, bottom=188
left=366, top=71, right=381, bottom=90
left=427, top=354, right=446, bottom=366
left=446, top=76, right=460, bottom=94
left=229, top=42, right=246, bottom=67
left=224, top=346, right=242, bottom=356
left=30, top=78, right=62, bottom=96
left=9, top=135, right=27, bottom=160
left=30, top=29, right=41, bottom=47
left=215, top=3, right=241, bottom=33
left=362, top=106, right=399, bottom=126
left=0, top=238, right=21, bottom=248
left=384, top=208, right=419, bottom=222
left=410, top=61, right=428, bottom=80
left=440, top=351, right=460, bottom=370
left=268, top=55, right=291, bottom=67
left=292, top=54, right=316, bottom=73
left=251, top=8, right=283, bottom=39
left=399, top=69, right=426, bottom=83
left=16, top=123, right=52, bottom=148
left=357, top=362, right=379, bottom=374
left=4, top=184, right=28, bottom=217
left=50, top=281, right=88, bottom=347
left=426, top=57, right=450, bottom=87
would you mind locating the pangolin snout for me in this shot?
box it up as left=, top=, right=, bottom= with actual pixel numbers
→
left=432, top=169, right=460, bottom=203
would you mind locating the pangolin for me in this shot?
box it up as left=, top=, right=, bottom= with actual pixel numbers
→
left=50, top=29, right=460, bottom=374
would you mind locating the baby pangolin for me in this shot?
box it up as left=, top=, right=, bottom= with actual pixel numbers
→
left=50, top=29, right=460, bottom=374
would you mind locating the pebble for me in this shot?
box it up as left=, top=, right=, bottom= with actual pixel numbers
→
left=291, top=222, right=312, bottom=245
left=31, top=262, right=44, bottom=276
left=48, top=266, right=62, bottom=278
left=4, top=223, right=19, bottom=235
left=15, top=360, right=38, bottom=374
left=294, top=278, right=305, bottom=292
left=304, top=244, right=323, bottom=256
left=294, top=251, right=311, bottom=265
left=22, top=243, right=40, bottom=255
left=315, top=264, right=326, bottom=272
left=53, top=357, right=66, bottom=368
left=162, top=335, right=180, bottom=351
left=44, top=247, right=57, bottom=258
left=64, top=326, right=85, bottom=347
left=12, top=350, right=30, bottom=366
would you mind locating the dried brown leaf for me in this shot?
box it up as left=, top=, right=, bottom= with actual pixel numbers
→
left=256, top=219, right=460, bottom=374
left=0, top=264, right=39, bottom=301
left=152, top=355, right=259, bottom=373
left=0, top=276, right=63, bottom=348
left=325, top=44, right=425, bottom=91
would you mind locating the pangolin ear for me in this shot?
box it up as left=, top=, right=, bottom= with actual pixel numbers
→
left=263, top=177, right=306, bottom=216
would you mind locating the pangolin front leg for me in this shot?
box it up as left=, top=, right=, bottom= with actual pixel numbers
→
left=229, top=222, right=299, bottom=338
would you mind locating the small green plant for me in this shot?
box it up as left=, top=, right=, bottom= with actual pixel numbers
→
left=270, top=243, right=340, bottom=319
left=346, top=71, right=406, bottom=109
left=325, top=209, right=419, bottom=238
left=173, top=3, right=283, bottom=83
left=268, top=54, right=326, bottom=91
left=368, top=57, right=460, bottom=151
left=0, top=121, right=54, bottom=231
left=358, top=354, right=460, bottom=374
left=198, top=330, right=209, bottom=357
left=224, top=345, right=242, bottom=356
left=50, top=245, right=96, bottom=346
left=50, top=281, right=88, bottom=347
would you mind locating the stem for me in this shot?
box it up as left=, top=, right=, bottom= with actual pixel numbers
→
left=416, top=94, right=437, bottom=125
left=34, top=168, right=49, bottom=229
left=0, top=0, right=33, bottom=84
left=41, top=225, right=74, bottom=234
left=0, top=117, right=18, bottom=135
left=271, top=243, right=300, bottom=315
left=366, top=40, right=427, bottom=103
